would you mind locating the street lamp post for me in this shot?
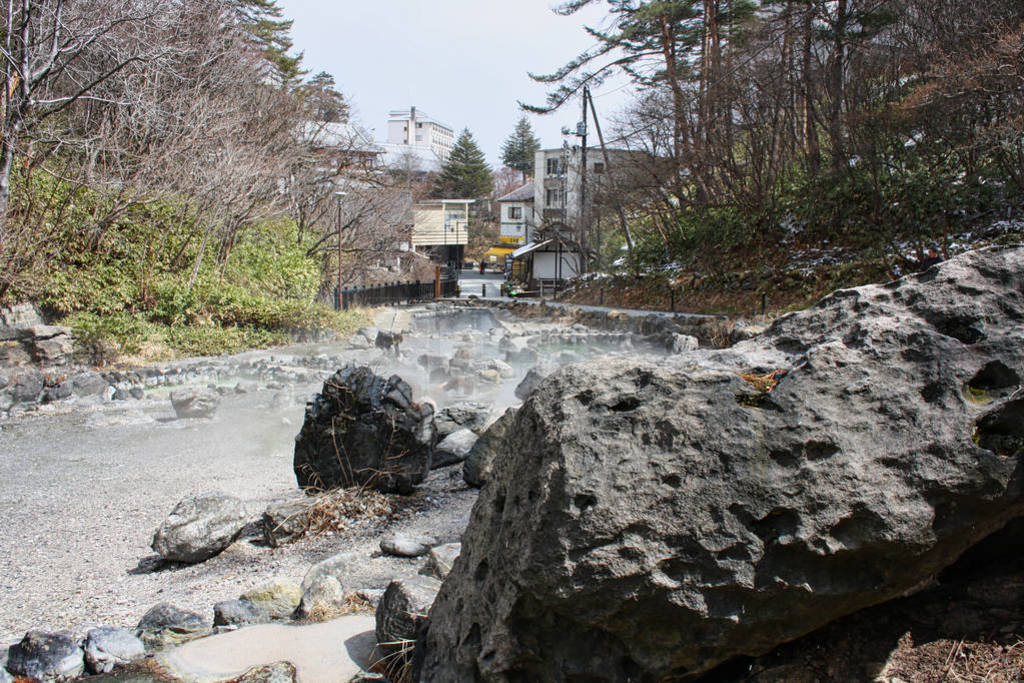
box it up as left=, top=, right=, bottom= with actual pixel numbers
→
left=335, top=191, right=347, bottom=310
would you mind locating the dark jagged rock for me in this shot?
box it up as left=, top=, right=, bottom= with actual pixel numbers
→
left=293, top=365, right=435, bottom=494
left=513, top=364, right=556, bottom=401
left=6, top=630, right=84, bottom=680
left=422, top=247, right=1024, bottom=681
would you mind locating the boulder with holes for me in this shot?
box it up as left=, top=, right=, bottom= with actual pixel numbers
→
left=421, top=247, right=1024, bottom=681
left=293, top=366, right=436, bottom=494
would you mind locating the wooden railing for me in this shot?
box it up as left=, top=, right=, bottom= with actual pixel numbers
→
left=335, top=276, right=458, bottom=311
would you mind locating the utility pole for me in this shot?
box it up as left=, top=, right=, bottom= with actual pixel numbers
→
left=578, top=86, right=589, bottom=274
left=587, top=92, right=636, bottom=269
left=335, top=191, right=347, bottom=310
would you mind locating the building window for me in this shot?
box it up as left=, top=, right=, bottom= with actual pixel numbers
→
left=416, top=122, right=423, bottom=128
left=546, top=188, right=564, bottom=205
left=508, top=206, right=522, bottom=219
left=593, top=162, right=605, bottom=173
left=546, top=157, right=562, bottom=176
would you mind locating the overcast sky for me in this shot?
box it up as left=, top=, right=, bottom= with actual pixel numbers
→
left=276, top=0, right=632, bottom=168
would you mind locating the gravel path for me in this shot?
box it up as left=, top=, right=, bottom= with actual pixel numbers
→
left=0, top=383, right=477, bottom=647
left=0, top=307, right=511, bottom=648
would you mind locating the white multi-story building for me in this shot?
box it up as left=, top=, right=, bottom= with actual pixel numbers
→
left=495, top=183, right=535, bottom=246
left=387, top=107, right=455, bottom=161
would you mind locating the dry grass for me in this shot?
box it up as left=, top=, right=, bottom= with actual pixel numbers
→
left=736, top=369, right=787, bottom=393
left=302, top=591, right=374, bottom=624
left=881, top=637, right=1024, bottom=682
left=305, top=486, right=397, bottom=536
left=370, top=636, right=418, bottom=683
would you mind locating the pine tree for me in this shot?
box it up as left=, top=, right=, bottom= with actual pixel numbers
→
left=229, top=0, right=304, bottom=86
left=300, top=71, right=348, bottom=122
left=500, top=117, right=541, bottom=181
left=432, top=129, right=494, bottom=199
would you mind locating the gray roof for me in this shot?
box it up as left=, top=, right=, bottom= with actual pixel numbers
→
left=497, top=183, right=535, bottom=202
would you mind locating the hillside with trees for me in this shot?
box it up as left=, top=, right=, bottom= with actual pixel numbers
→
left=527, top=0, right=1024, bottom=313
left=0, top=0, right=391, bottom=359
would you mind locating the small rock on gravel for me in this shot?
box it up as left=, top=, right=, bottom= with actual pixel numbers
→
left=214, top=599, right=271, bottom=629
left=375, top=577, right=441, bottom=657
left=151, top=491, right=249, bottom=563
left=241, top=580, right=303, bottom=620
left=296, top=575, right=346, bottom=622
left=135, top=603, right=210, bottom=651
left=234, top=661, right=298, bottom=682
left=84, top=626, right=145, bottom=674
left=380, top=534, right=434, bottom=558
left=301, top=552, right=357, bottom=594
left=6, top=630, right=84, bottom=680
left=169, top=387, right=219, bottom=419
left=426, top=543, right=461, bottom=580
left=262, top=499, right=312, bottom=548
left=433, top=429, right=478, bottom=469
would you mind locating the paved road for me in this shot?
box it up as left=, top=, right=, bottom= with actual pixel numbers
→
left=457, top=270, right=506, bottom=299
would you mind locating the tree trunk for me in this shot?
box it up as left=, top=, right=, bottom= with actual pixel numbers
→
left=829, top=0, right=848, bottom=172
left=802, top=2, right=820, bottom=174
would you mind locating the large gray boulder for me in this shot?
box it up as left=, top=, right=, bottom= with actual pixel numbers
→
left=462, top=408, right=517, bottom=488
left=293, top=366, right=436, bottom=494
left=422, top=247, right=1024, bottom=681
left=151, top=491, right=249, bottom=563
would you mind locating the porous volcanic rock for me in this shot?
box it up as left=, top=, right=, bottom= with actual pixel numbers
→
left=421, top=247, right=1024, bottom=681
left=293, top=365, right=436, bottom=494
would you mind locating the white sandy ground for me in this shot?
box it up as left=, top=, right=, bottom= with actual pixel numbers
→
left=157, top=615, right=377, bottom=682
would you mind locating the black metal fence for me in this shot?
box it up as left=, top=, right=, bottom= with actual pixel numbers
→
left=335, top=277, right=458, bottom=311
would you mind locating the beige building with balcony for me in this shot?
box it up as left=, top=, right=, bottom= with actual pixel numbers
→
left=412, top=199, right=473, bottom=265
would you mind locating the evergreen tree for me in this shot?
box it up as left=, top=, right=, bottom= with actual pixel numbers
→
left=500, top=117, right=541, bottom=181
left=229, top=0, right=304, bottom=86
left=300, top=71, right=348, bottom=122
left=432, top=128, right=494, bottom=199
